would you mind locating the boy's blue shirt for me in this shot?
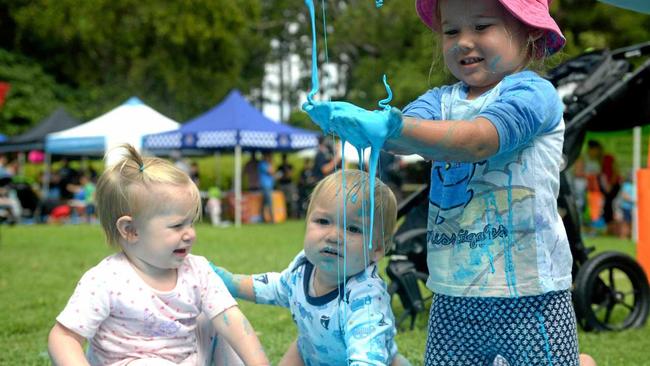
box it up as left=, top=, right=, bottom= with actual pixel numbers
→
left=252, top=251, right=398, bottom=366
left=402, top=70, right=573, bottom=298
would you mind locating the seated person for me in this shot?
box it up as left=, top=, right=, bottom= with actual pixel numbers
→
left=213, top=169, right=410, bottom=365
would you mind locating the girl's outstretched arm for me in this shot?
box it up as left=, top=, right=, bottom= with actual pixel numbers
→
left=386, top=116, right=499, bottom=162
left=212, top=306, right=270, bottom=366
left=48, top=322, right=90, bottom=366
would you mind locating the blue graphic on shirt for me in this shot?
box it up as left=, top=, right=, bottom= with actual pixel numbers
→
left=255, top=274, right=269, bottom=284
left=296, top=301, right=314, bottom=321
left=368, top=351, right=387, bottom=362
left=429, top=161, right=486, bottom=222
left=350, top=322, right=376, bottom=339
left=350, top=295, right=372, bottom=312
left=320, top=315, right=330, bottom=330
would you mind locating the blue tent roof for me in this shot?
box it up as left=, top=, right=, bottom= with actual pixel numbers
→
left=143, top=90, right=318, bottom=151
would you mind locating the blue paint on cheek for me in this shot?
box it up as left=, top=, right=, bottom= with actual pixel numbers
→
left=489, top=56, right=502, bottom=72
left=351, top=193, right=358, bottom=204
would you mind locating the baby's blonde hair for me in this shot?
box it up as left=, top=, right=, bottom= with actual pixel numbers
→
left=96, top=144, right=201, bottom=247
left=306, top=169, right=398, bottom=253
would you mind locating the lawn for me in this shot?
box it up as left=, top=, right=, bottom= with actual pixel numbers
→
left=0, top=222, right=648, bottom=365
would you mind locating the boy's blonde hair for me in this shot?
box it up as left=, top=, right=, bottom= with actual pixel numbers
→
left=306, top=169, right=398, bottom=253
left=96, top=144, right=201, bottom=246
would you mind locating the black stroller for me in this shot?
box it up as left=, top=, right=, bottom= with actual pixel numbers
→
left=386, top=41, right=650, bottom=332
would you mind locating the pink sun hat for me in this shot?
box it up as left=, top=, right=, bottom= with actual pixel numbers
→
left=415, top=0, right=566, bottom=57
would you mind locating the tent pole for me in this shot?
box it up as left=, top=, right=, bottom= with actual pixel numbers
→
left=214, top=151, right=220, bottom=188
left=43, top=153, right=51, bottom=199
left=235, top=145, right=242, bottom=228
left=17, top=152, right=26, bottom=176
left=81, top=156, right=89, bottom=172
left=633, top=126, right=641, bottom=242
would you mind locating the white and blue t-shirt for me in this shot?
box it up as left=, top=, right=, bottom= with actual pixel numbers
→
left=403, top=70, right=573, bottom=298
left=252, top=251, right=398, bottom=366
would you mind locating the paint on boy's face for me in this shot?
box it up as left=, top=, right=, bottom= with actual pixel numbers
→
left=439, top=0, right=529, bottom=98
left=303, top=193, right=383, bottom=283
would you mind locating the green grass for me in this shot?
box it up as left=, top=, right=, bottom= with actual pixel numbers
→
left=0, top=223, right=648, bottom=365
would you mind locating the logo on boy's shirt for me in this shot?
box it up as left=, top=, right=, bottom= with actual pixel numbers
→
left=320, top=315, right=330, bottom=330
left=254, top=274, right=269, bottom=284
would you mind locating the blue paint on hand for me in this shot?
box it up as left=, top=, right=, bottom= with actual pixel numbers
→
left=209, top=262, right=239, bottom=297
left=302, top=101, right=403, bottom=150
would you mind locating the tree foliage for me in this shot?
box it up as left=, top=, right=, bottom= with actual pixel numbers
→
left=0, top=49, right=64, bottom=136
left=1, top=0, right=270, bottom=132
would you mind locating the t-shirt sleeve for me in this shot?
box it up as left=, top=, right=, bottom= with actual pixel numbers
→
left=252, top=252, right=304, bottom=308
left=344, top=278, right=396, bottom=366
left=402, top=87, right=444, bottom=120
left=195, top=257, right=238, bottom=320
left=478, top=75, right=563, bottom=154
left=56, top=267, right=111, bottom=339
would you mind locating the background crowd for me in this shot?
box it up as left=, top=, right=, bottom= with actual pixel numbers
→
left=0, top=135, right=638, bottom=240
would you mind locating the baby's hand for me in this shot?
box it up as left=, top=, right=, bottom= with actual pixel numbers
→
left=303, top=101, right=403, bottom=149
left=209, top=263, right=238, bottom=297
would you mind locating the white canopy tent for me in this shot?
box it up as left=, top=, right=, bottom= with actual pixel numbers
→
left=46, top=97, right=180, bottom=159
left=42, top=97, right=180, bottom=192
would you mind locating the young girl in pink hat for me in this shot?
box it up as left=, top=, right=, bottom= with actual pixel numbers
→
left=303, top=0, right=591, bottom=364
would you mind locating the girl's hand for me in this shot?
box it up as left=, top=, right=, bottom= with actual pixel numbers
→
left=303, top=101, right=403, bottom=149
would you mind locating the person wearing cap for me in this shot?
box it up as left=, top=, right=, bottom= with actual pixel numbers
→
left=303, top=0, right=583, bottom=365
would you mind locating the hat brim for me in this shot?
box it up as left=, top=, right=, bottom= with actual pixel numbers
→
left=415, top=0, right=565, bottom=57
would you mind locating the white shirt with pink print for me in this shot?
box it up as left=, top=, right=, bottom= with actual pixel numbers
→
left=56, top=252, right=237, bottom=366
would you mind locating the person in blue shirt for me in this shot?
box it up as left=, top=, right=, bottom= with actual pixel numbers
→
left=212, top=169, right=409, bottom=366
left=302, top=0, right=582, bottom=364
left=258, top=151, right=275, bottom=223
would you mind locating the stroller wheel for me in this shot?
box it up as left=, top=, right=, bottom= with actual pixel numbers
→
left=573, top=251, right=650, bottom=331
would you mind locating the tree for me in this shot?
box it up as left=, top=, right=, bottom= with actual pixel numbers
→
left=1, top=0, right=272, bottom=124
left=0, top=49, right=66, bottom=136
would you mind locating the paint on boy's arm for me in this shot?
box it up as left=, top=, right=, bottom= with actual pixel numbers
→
left=223, top=312, right=230, bottom=326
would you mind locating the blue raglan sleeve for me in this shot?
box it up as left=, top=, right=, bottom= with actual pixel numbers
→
left=478, top=74, right=563, bottom=154
left=252, top=251, right=304, bottom=308
left=344, top=272, right=398, bottom=366
left=402, top=87, right=445, bottom=120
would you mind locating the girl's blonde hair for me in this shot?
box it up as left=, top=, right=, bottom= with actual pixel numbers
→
left=306, top=169, right=398, bottom=253
left=96, top=144, right=201, bottom=246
